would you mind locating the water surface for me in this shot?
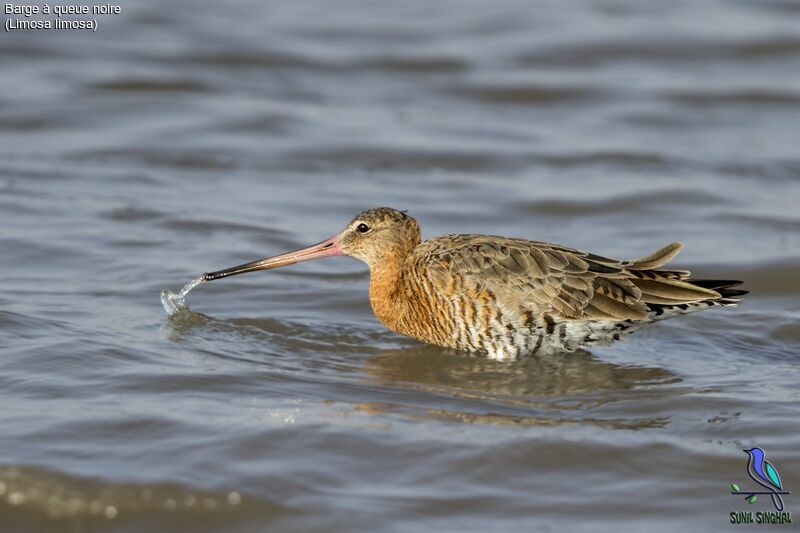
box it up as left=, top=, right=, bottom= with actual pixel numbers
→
left=1, top=0, right=799, bottom=531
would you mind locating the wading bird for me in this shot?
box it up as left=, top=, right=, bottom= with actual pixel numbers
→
left=203, top=208, right=745, bottom=360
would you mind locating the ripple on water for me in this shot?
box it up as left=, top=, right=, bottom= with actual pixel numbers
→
left=530, top=150, right=679, bottom=170
left=355, top=55, right=469, bottom=73
left=158, top=49, right=330, bottom=71
left=0, top=311, right=69, bottom=340
left=161, top=217, right=291, bottom=237
left=512, top=189, right=731, bottom=217
left=101, top=206, right=167, bottom=222
left=517, top=36, right=800, bottom=67
left=278, top=146, right=510, bottom=173
left=87, top=78, right=214, bottom=94
left=445, top=83, right=602, bottom=106
left=69, top=148, right=239, bottom=171
left=665, top=89, right=800, bottom=107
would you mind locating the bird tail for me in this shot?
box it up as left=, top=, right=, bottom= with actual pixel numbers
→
left=637, top=278, right=747, bottom=320
left=624, top=242, right=747, bottom=320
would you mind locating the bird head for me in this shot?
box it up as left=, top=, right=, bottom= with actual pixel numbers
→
left=337, top=208, right=421, bottom=267
left=202, top=207, right=420, bottom=281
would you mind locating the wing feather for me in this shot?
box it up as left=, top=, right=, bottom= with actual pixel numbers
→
left=413, top=235, right=713, bottom=322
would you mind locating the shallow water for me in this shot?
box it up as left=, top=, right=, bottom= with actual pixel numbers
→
left=2, top=0, right=800, bottom=531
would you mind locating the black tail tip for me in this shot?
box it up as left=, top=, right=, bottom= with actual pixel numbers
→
left=689, top=279, right=743, bottom=290
left=689, top=279, right=747, bottom=299
left=718, top=288, right=748, bottom=298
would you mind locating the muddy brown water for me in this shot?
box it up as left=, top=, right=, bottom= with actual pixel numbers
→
left=1, top=1, right=799, bottom=531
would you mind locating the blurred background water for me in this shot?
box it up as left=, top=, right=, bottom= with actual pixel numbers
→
left=1, top=0, right=799, bottom=531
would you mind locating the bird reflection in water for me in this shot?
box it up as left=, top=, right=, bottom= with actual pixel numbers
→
left=356, top=345, right=678, bottom=430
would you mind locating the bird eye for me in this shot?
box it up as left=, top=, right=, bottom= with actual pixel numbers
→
left=356, top=223, right=370, bottom=234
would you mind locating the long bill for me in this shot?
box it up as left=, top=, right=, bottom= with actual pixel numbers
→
left=202, top=235, right=342, bottom=281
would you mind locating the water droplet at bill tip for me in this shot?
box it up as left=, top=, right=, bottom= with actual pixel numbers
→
left=160, top=276, right=204, bottom=316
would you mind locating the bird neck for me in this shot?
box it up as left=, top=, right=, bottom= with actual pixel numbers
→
left=368, top=251, right=407, bottom=331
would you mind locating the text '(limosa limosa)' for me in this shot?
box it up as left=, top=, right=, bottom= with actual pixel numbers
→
left=202, top=208, right=746, bottom=360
